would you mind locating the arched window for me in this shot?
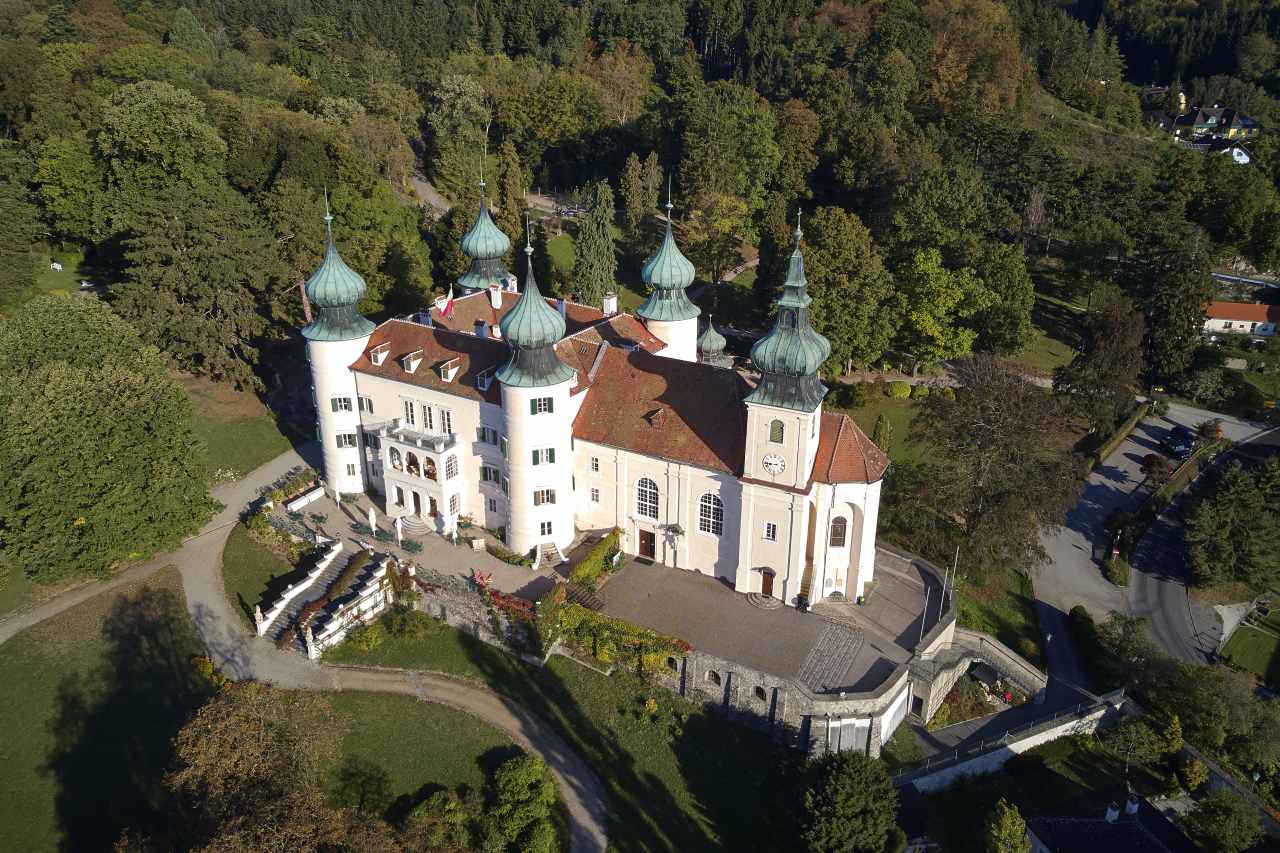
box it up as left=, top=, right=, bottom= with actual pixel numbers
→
left=389, top=447, right=403, bottom=471
left=405, top=451, right=421, bottom=477
left=754, top=685, right=768, bottom=702
left=424, top=457, right=438, bottom=481
left=698, top=493, right=724, bottom=536
left=636, top=478, right=658, bottom=519
left=769, top=419, right=785, bottom=443
left=829, top=517, right=847, bottom=548
left=707, top=670, right=721, bottom=686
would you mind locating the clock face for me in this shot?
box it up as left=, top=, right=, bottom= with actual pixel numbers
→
left=762, top=454, right=786, bottom=475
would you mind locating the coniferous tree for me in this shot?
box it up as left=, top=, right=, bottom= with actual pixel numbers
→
left=620, top=152, right=648, bottom=243
left=0, top=144, right=37, bottom=307
left=572, top=180, right=616, bottom=307
left=493, top=139, right=526, bottom=253
left=983, top=798, right=1030, bottom=853
left=801, top=751, right=900, bottom=853
left=1053, top=292, right=1145, bottom=434
left=1186, top=459, right=1280, bottom=591
left=871, top=414, right=893, bottom=453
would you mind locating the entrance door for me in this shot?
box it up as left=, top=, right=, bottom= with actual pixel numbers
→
left=638, top=529, right=656, bottom=560
left=761, top=571, right=774, bottom=597
left=411, top=491, right=422, bottom=517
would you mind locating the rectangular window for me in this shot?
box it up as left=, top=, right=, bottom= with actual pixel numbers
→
left=763, top=522, right=778, bottom=542
left=540, top=521, right=553, bottom=536
left=487, top=498, right=498, bottom=512
left=481, top=465, right=500, bottom=483
left=402, top=399, right=416, bottom=426
left=501, top=476, right=509, bottom=496
left=445, top=456, right=458, bottom=479
left=476, top=425, right=499, bottom=445
left=590, top=487, right=600, bottom=503
left=346, top=463, right=357, bottom=475
left=422, top=404, right=434, bottom=432
left=441, top=408, right=453, bottom=435
left=395, top=486, right=405, bottom=507
left=449, top=494, right=460, bottom=514
left=358, top=396, right=374, bottom=414
left=532, top=447, right=556, bottom=465
left=365, top=434, right=381, bottom=450
left=336, top=433, right=357, bottom=449
left=499, top=436, right=508, bottom=458
left=534, top=489, right=556, bottom=506
left=331, top=396, right=353, bottom=412
left=590, top=456, right=599, bottom=473
left=531, top=397, right=554, bottom=414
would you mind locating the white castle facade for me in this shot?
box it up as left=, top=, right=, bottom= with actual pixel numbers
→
left=303, top=198, right=888, bottom=606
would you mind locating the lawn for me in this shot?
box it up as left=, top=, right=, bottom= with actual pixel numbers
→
left=924, top=733, right=1165, bottom=853
left=324, top=691, right=517, bottom=812
left=32, top=248, right=90, bottom=298
left=880, top=721, right=925, bottom=772
left=832, top=394, right=930, bottom=465
left=219, top=522, right=305, bottom=627
left=180, top=374, right=295, bottom=478
left=1241, top=368, right=1280, bottom=403
left=325, top=616, right=802, bottom=852
left=955, top=566, right=1043, bottom=667
left=1221, top=623, right=1280, bottom=686
left=547, top=230, right=657, bottom=313
left=0, top=556, right=42, bottom=618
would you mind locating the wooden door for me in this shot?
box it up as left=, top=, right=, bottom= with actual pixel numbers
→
left=412, top=492, right=422, bottom=517
left=639, top=529, right=656, bottom=560
left=428, top=496, right=439, bottom=516
left=761, top=571, right=774, bottom=597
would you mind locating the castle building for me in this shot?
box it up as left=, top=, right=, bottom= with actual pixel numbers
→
left=305, top=201, right=888, bottom=604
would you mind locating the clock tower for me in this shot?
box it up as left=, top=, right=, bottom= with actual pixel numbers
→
left=742, top=216, right=830, bottom=490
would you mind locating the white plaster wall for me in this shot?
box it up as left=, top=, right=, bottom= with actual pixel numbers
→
left=644, top=317, right=698, bottom=362
left=309, top=335, right=372, bottom=495
left=573, top=440, right=742, bottom=580
left=501, top=379, right=576, bottom=554
left=735, top=483, right=808, bottom=600
left=743, top=401, right=821, bottom=488
left=1204, top=317, right=1276, bottom=336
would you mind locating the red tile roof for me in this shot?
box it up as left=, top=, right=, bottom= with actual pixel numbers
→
left=1205, top=301, right=1280, bottom=323
left=429, top=290, right=606, bottom=337
left=350, top=319, right=506, bottom=404
left=573, top=349, right=751, bottom=474
left=812, top=411, right=890, bottom=484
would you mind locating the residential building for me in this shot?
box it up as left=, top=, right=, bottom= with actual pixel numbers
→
left=1203, top=301, right=1279, bottom=337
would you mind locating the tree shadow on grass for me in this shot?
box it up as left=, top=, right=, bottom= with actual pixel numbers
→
left=44, top=586, right=214, bottom=852
left=455, top=631, right=717, bottom=852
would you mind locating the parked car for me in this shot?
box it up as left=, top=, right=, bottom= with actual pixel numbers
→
left=1163, top=425, right=1195, bottom=459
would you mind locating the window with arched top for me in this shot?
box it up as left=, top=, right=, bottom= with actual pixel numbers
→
left=424, top=457, right=438, bottom=481
left=754, top=686, right=768, bottom=702
left=405, top=451, right=421, bottom=477
left=707, top=670, right=721, bottom=686
left=769, top=419, right=785, bottom=443
left=829, top=517, right=847, bottom=548
left=698, top=493, right=724, bottom=536
left=389, top=447, right=402, bottom=471
left=636, top=478, right=658, bottom=519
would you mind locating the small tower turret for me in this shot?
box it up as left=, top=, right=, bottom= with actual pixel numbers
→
left=302, top=202, right=375, bottom=497
left=497, top=223, right=576, bottom=558
left=697, top=316, right=730, bottom=367
left=457, top=180, right=515, bottom=293
left=636, top=184, right=700, bottom=361
left=742, top=214, right=831, bottom=488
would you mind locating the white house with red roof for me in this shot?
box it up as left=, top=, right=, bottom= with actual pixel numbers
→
left=1203, top=301, right=1279, bottom=337
left=304, top=195, right=888, bottom=605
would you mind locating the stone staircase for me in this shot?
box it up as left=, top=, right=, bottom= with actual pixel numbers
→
left=397, top=514, right=433, bottom=537
left=565, top=582, right=604, bottom=611
left=538, top=542, right=565, bottom=566
left=796, top=622, right=866, bottom=693
left=264, top=549, right=356, bottom=649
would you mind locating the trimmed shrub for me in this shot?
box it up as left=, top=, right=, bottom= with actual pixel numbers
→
left=886, top=380, right=911, bottom=399
left=569, top=528, right=622, bottom=590
left=1016, top=637, right=1040, bottom=662
left=1151, top=397, right=1170, bottom=417
left=1105, top=555, right=1130, bottom=586
left=487, top=541, right=533, bottom=567
left=347, top=621, right=386, bottom=652
left=909, top=383, right=930, bottom=399
left=402, top=539, right=422, bottom=553
left=828, top=381, right=867, bottom=409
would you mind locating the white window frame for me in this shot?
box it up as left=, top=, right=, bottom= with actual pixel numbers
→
left=636, top=478, right=659, bottom=520
left=422, top=404, right=434, bottom=432
left=487, top=498, right=498, bottom=512
left=763, top=522, right=778, bottom=542
left=698, top=493, right=724, bottom=536
left=445, top=456, right=458, bottom=479
left=590, top=456, right=600, bottom=472
left=534, top=489, right=556, bottom=506
left=532, top=397, right=553, bottom=414
left=346, top=463, right=357, bottom=475
left=590, top=487, right=600, bottom=503
left=331, top=396, right=353, bottom=412
left=441, top=408, right=453, bottom=435
left=449, top=494, right=460, bottom=514
left=402, top=399, right=416, bottom=426
left=336, top=433, right=358, bottom=449
left=540, top=521, right=553, bottom=536
left=533, top=447, right=557, bottom=465
left=769, top=419, right=785, bottom=443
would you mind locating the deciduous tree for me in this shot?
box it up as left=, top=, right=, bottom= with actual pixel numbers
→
left=895, top=248, right=997, bottom=369
left=1053, top=293, right=1145, bottom=433
left=801, top=750, right=900, bottom=853
left=983, top=798, right=1029, bottom=853
left=1182, top=790, right=1263, bottom=853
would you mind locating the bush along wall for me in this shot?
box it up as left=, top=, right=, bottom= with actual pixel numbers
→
left=557, top=604, right=692, bottom=674
left=568, top=528, right=622, bottom=590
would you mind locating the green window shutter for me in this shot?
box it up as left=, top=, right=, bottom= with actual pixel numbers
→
left=548, top=448, right=556, bottom=464
left=530, top=399, right=537, bottom=415
left=547, top=398, right=554, bottom=413
left=532, top=450, right=539, bottom=465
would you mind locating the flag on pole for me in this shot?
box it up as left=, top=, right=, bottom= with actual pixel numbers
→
left=442, top=286, right=455, bottom=318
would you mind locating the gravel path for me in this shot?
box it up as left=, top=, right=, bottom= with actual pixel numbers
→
left=0, top=445, right=609, bottom=853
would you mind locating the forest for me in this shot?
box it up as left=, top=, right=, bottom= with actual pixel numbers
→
left=2, top=0, right=1280, bottom=389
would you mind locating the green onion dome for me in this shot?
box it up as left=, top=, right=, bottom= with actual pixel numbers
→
left=745, top=220, right=830, bottom=411
left=461, top=185, right=511, bottom=260
left=698, top=318, right=727, bottom=356
left=496, top=243, right=575, bottom=388
left=637, top=200, right=700, bottom=323
left=301, top=212, right=375, bottom=342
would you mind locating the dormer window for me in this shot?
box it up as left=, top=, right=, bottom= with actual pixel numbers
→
left=401, top=349, right=424, bottom=374
left=369, top=342, right=390, bottom=366
left=438, top=357, right=461, bottom=383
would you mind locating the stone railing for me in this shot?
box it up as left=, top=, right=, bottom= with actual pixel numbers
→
left=305, top=557, right=394, bottom=659
left=255, top=540, right=344, bottom=637
left=284, top=485, right=326, bottom=513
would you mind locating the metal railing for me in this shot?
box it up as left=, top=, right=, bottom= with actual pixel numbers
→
left=890, top=689, right=1125, bottom=783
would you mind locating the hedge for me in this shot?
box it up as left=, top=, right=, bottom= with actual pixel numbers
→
left=886, top=380, right=912, bottom=399
left=487, top=540, right=533, bottom=567
left=1087, top=401, right=1149, bottom=471
left=558, top=604, right=691, bottom=673
left=568, top=528, right=621, bottom=590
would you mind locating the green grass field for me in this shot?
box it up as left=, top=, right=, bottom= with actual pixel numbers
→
left=219, top=522, right=304, bottom=626
left=1241, top=369, right=1280, bottom=403
left=955, top=566, right=1043, bottom=667
left=180, top=375, right=295, bottom=477
left=0, top=557, right=41, bottom=618
left=326, top=616, right=801, bottom=852
left=547, top=231, right=649, bottom=312
left=32, top=249, right=90, bottom=298
left=1221, top=622, right=1280, bottom=686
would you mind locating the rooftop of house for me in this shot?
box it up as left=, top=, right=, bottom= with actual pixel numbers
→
left=1205, top=301, right=1280, bottom=323
left=1026, top=796, right=1198, bottom=853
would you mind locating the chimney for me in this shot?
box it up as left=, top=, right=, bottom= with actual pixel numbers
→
left=602, top=291, right=618, bottom=316
left=474, top=319, right=487, bottom=338
left=557, top=298, right=567, bottom=318
left=505, top=273, right=518, bottom=292
left=489, top=284, right=502, bottom=309
left=1125, top=794, right=1140, bottom=816
left=1105, top=802, right=1119, bottom=824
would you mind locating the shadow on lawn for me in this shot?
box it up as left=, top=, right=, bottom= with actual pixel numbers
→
left=44, top=586, right=213, bottom=852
